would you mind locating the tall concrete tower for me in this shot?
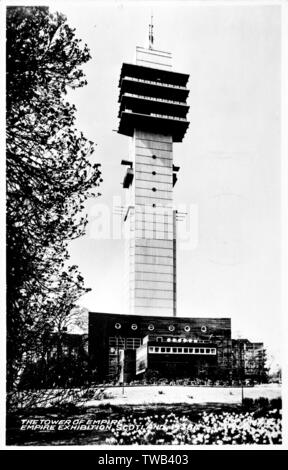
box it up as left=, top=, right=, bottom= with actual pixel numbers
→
left=118, top=33, right=190, bottom=317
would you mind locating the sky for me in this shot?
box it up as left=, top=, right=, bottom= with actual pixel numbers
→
left=48, top=1, right=282, bottom=365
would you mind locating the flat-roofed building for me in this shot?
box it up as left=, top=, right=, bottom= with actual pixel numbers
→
left=89, top=312, right=232, bottom=382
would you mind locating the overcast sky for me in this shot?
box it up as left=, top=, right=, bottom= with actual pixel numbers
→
left=48, top=1, right=282, bottom=365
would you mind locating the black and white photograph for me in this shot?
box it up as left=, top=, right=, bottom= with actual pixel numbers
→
left=2, top=0, right=287, bottom=450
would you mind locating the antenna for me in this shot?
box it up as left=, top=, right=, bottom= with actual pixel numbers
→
left=149, top=14, right=154, bottom=49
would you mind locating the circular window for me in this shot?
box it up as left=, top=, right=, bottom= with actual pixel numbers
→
left=201, top=325, right=207, bottom=333
left=152, top=204, right=156, bottom=208
left=188, top=338, right=193, bottom=343
left=152, top=155, right=157, bottom=159
left=152, top=171, right=156, bottom=175
left=148, top=324, right=154, bottom=331
left=184, top=325, right=191, bottom=332
left=131, top=324, right=138, bottom=331
left=152, top=187, right=157, bottom=192
left=183, top=338, right=187, bottom=343
left=115, top=323, right=121, bottom=330
left=168, top=325, right=175, bottom=332
left=178, top=338, right=182, bottom=343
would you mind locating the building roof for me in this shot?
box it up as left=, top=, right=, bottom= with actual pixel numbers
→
left=119, top=62, right=189, bottom=87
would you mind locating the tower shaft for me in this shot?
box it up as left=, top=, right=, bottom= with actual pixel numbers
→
left=118, top=46, right=190, bottom=317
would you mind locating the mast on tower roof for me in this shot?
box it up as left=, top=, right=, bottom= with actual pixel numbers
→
left=149, top=14, right=154, bottom=49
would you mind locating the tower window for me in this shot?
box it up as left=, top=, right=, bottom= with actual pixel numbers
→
left=131, top=324, right=138, bottom=330
left=152, top=171, right=156, bottom=175
left=152, top=187, right=157, bottom=192
left=115, top=323, right=121, bottom=330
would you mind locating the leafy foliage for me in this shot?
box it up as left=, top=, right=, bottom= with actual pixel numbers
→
left=6, top=6, right=101, bottom=390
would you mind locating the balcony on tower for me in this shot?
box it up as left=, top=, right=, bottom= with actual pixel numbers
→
left=117, top=48, right=190, bottom=142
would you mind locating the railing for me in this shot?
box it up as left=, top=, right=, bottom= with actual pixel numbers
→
left=109, top=336, right=142, bottom=350
left=151, top=112, right=187, bottom=122
left=122, top=92, right=186, bottom=106
left=164, top=338, right=212, bottom=344
left=122, top=75, right=187, bottom=90
left=123, top=109, right=187, bottom=122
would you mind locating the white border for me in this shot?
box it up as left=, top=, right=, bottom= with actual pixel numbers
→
left=1, top=0, right=287, bottom=451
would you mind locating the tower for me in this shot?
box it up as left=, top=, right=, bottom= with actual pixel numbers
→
left=118, top=28, right=190, bottom=317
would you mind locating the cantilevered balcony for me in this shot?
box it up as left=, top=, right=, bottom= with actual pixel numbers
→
left=118, top=110, right=189, bottom=142
left=119, top=76, right=189, bottom=102
left=119, top=63, right=189, bottom=88
left=118, top=62, right=190, bottom=142
left=119, top=93, right=189, bottom=119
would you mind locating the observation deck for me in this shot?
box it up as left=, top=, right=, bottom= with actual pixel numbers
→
left=118, top=62, right=190, bottom=142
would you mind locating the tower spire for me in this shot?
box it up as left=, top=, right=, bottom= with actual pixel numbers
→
left=149, top=14, right=154, bottom=49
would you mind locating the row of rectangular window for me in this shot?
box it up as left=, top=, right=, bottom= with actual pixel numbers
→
left=149, top=346, right=216, bottom=355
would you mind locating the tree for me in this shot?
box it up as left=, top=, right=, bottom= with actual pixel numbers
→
left=54, top=305, right=89, bottom=335
left=6, top=6, right=102, bottom=391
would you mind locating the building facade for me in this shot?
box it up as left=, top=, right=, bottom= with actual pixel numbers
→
left=89, top=312, right=232, bottom=382
left=232, top=339, right=267, bottom=382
